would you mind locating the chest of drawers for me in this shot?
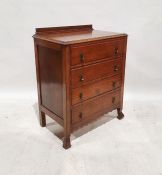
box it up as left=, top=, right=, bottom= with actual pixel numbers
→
left=33, top=25, right=127, bottom=149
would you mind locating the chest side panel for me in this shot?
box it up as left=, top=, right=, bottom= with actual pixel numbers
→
left=37, top=46, right=63, bottom=118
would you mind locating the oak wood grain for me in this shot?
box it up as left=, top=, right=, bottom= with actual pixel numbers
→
left=71, top=58, right=123, bottom=88
left=33, top=24, right=128, bottom=149
left=72, top=74, right=121, bottom=105
left=33, top=25, right=127, bottom=45
left=38, top=45, right=63, bottom=118
left=71, top=38, right=125, bottom=66
left=72, top=89, right=121, bottom=124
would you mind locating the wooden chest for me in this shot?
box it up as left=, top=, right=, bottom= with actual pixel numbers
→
left=33, top=25, right=127, bottom=149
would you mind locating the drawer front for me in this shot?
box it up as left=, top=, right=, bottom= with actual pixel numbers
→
left=71, top=58, right=123, bottom=88
left=71, top=39, right=125, bottom=66
left=71, top=90, right=121, bottom=124
left=72, top=74, right=121, bottom=105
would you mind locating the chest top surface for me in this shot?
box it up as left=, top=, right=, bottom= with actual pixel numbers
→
left=33, top=24, right=127, bottom=45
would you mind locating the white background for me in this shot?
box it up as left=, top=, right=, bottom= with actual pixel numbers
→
left=0, top=1, right=162, bottom=175
left=1, top=0, right=162, bottom=99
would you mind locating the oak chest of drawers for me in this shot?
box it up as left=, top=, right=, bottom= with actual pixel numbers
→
left=33, top=25, right=127, bottom=149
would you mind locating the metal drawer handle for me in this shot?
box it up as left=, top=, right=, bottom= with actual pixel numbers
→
left=112, top=97, right=115, bottom=104
left=79, top=92, right=83, bottom=99
left=80, top=53, right=84, bottom=63
left=112, top=81, right=116, bottom=88
left=80, top=75, right=84, bottom=82
left=114, top=48, right=118, bottom=55
left=114, top=65, right=119, bottom=72
left=79, top=112, right=83, bottom=119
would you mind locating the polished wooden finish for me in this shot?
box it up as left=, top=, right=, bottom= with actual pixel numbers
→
left=71, top=58, right=123, bottom=88
left=72, top=74, right=121, bottom=105
left=71, top=39, right=125, bottom=66
left=38, top=46, right=63, bottom=118
left=72, top=89, right=121, bottom=125
left=33, top=24, right=127, bottom=149
left=34, top=25, right=126, bottom=44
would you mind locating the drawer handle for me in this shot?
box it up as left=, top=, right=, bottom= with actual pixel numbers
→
left=114, top=48, right=118, bottom=55
left=80, top=53, right=84, bottom=63
left=112, top=81, right=116, bottom=88
left=80, top=75, right=84, bottom=82
left=112, top=97, right=116, bottom=104
left=79, top=112, right=83, bottom=119
left=114, top=65, right=119, bottom=72
left=79, top=92, right=83, bottom=99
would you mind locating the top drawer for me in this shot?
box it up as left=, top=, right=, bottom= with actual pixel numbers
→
left=71, top=38, right=125, bottom=66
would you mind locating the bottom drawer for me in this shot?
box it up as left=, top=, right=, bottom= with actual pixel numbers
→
left=71, top=89, right=121, bottom=124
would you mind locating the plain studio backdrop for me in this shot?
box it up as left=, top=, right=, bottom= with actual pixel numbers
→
left=0, top=0, right=162, bottom=175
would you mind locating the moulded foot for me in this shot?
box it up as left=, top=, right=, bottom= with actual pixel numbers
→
left=39, top=111, right=46, bottom=127
left=63, top=137, right=71, bottom=149
left=117, top=108, right=125, bottom=120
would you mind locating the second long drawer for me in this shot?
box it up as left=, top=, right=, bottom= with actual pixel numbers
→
left=72, top=74, right=121, bottom=105
left=71, top=58, right=123, bottom=88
